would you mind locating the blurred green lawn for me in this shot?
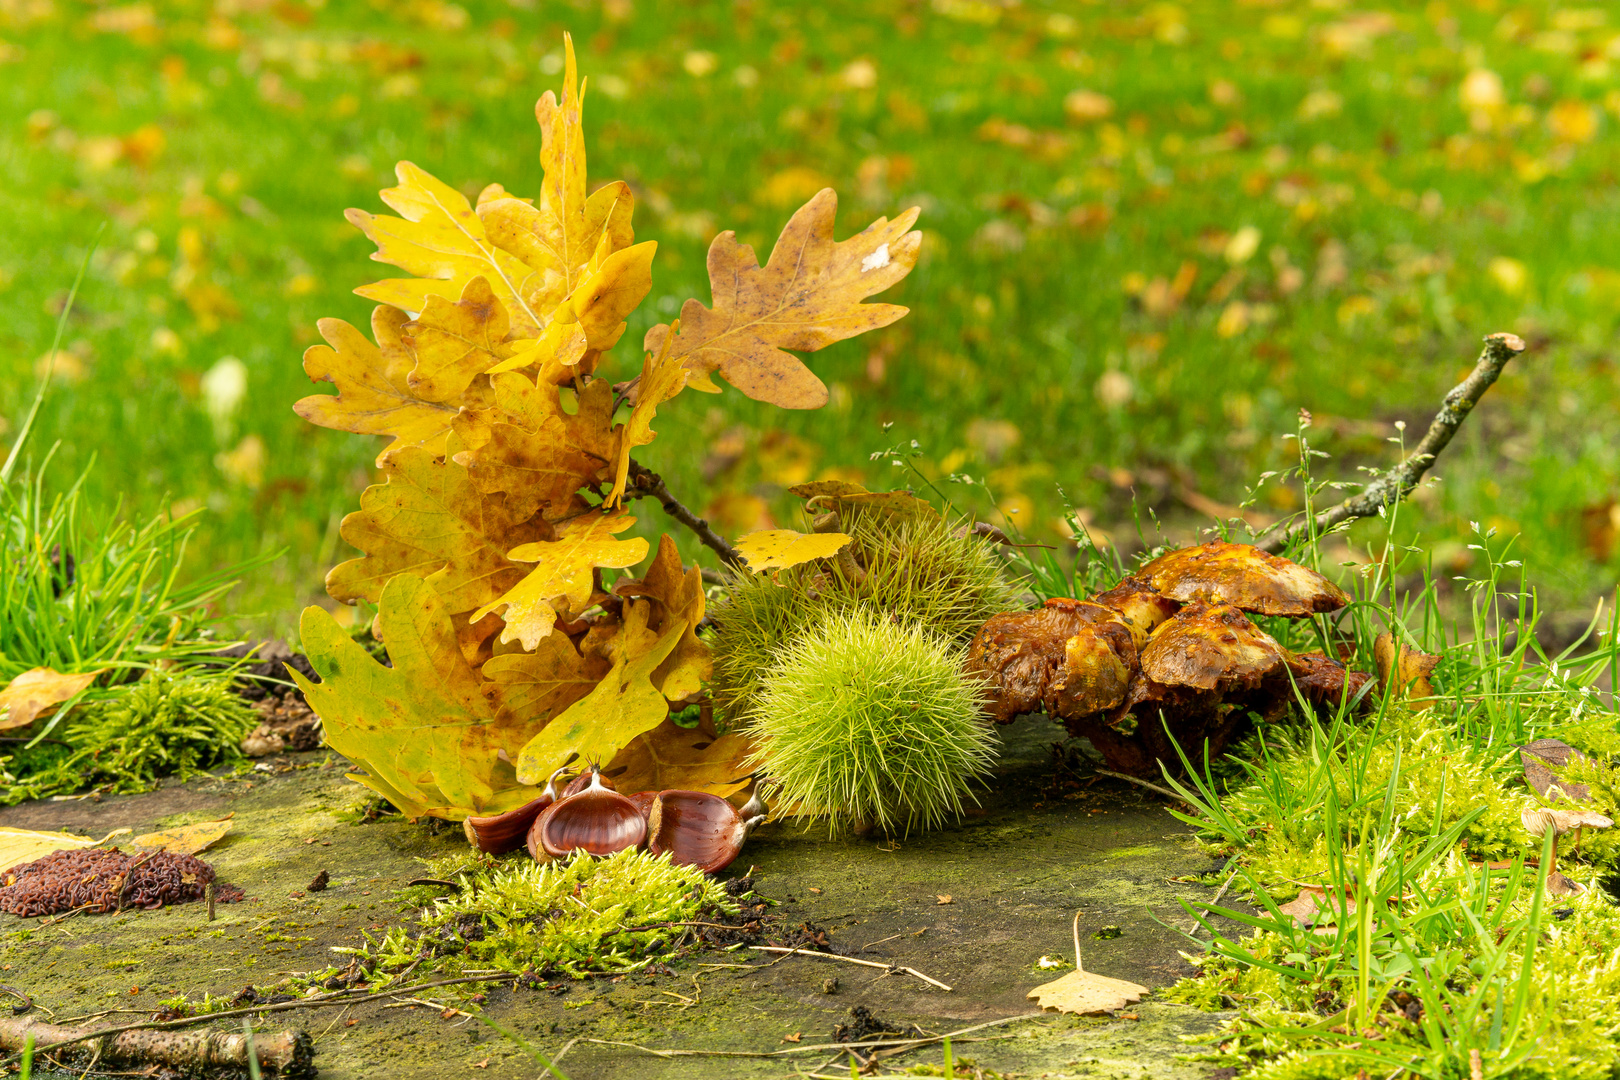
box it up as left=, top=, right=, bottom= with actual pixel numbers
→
left=2, top=0, right=1618, bottom=636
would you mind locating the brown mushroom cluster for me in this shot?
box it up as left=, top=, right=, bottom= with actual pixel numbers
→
left=461, top=764, right=766, bottom=875
left=968, top=541, right=1373, bottom=776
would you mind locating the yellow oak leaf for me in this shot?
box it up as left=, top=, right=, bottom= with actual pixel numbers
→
left=296, top=307, right=469, bottom=465
left=405, top=277, right=513, bottom=403
left=607, top=326, right=688, bottom=506
left=454, top=374, right=617, bottom=522
left=129, top=816, right=233, bottom=855
left=482, top=628, right=612, bottom=728
left=326, top=445, right=551, bottom=615
left=513, top=596, right=685, bottom=785
left=348, top=161, right=550, bottom=338
left=1, top=827, right=127, bottom=875
left=606, top=719, right=755, bottom=798
left=643, top=188, right=921, bottom=409
left=296, top=575, right=549, bottom=820
left=734, top=529, right=853, bottom=573
left=478, top=181, right=635, bottom=316
left=614, top=535, right=711, bottom=700
left=0, top=667, right=100, bottom=732
left=474, top=509, right=649, bottom=650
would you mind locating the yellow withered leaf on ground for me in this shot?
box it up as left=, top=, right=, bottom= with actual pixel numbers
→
left=644, top=188, right=920, bottom=409
left=0, top=827, right=126, bottom=875
left=475, top=509, right=649, bottom=650
left=734, top=529, right=853, bottom=573
left=1027, top=913, right=1149, bottom=1015
left=129, top=816, right=233, bottom=856
left=1374, top=632, right=1440, bottom=705
left=296, top=307, right=469, bottom=465
left=0, top=667, right=101, bottom=732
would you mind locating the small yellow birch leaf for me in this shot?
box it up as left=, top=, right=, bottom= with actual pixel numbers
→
left=514, top=598, right=684, bottom=784
left=644, top=188, right=921, bottom=409
left=607, top=328, right=688, bottom=506
left=606, top=719, right=755, bottom=797
left=326, top=445, right=551, bottom=615
left=405, top=277, right=512, bottom=403
left=129, top=816, right=233, bottom=855
left=0, top=827, right=127, bottom=875
left=1028, top=913, right=1149, bottom=1015
left=295, top=308, right=467, bottom=465
left=474, top=510, right=649, bottom=650
left=348, top=161, right=549, bottom=337
left=0, top=667, right=100, bottom=732
left=734, top=529, right=853, bottom=573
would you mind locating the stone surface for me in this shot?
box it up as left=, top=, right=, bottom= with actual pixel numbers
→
left=0, top=718, right=1238, bottom=1078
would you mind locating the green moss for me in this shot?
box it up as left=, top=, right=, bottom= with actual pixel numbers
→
left=710, top=507, right=1018, bottom=723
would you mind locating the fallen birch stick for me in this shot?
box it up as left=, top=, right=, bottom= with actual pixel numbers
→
left=748, top=945, right=953, bottom=990
left=0, top=1015, right=314, bottom=1078
left=1255, top=332, right=1526, bottom=554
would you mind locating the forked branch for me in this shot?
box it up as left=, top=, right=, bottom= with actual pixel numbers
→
left=1255, top=332, right=1526, bottom=554
left=624, top=458, right=744, bottom=568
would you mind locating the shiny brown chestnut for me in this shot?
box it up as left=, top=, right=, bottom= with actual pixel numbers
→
left=529, top=767, right=647, bottom=861
left=462, top=764, right=574, bottom=855
left=645, top=780, right=769, bottom=874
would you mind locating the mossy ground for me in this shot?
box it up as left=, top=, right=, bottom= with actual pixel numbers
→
left=0, top=721, right=1239, bottom=1079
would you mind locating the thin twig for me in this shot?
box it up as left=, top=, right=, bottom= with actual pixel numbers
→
left=0, top=973, right=518, bottom=1067
left=748, top=946, right=952, bottom=991
left=1094, top=769, right=1189, bottom=804
left=1255, top=333, right=1526, bottom=553
left=582, top=1012, right=1045, bottom=1060
left=624, top=459, right=743, bottom=567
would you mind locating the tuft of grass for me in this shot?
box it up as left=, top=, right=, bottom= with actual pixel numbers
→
left=1, top=669, right=258, bottom=804
left=744, top=606, right=998, bottom=836
left=711, top=506, right=1017, bottom=722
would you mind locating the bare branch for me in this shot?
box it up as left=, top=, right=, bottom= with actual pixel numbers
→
left=1255, top=332, right=1526, bottom=554
left=624, top=459, right=744, bottom=568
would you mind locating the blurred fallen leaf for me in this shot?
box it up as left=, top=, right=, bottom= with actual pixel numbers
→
left=0, top=667, right=101, bottom=732
left=0, top=827, right=129, bottom=875
left=129, top=815, right=234, bottom=855
left=936, top=894, right=953, bottom=905
left=1027, top=912, right=1147, bottom=1015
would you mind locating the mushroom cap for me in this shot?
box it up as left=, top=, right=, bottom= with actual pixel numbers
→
left=1521, top=806, right=1614, bottom=837
left=1139, top=541, right=1349, bottom=616
left=968, top=599, right=1133, bottom=723
left=1088, top=578, right=1181, bottom=648
left=1047, top=623, right=1136, bottom=719
left=1289, top=652, right=1376, bottom=709
left=1139, top=603, right=1289, bottom=691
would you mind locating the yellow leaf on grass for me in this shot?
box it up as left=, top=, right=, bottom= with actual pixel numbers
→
left=0, top=667, right=100, bottom=732
left=734, top=529, right=853, bottom=573
left=296, top=575, right=554, bottom=820
left=295, top=307, right=472, bottom=466
left=1028, top=913, right=1149, bottom=1015
left=514, top=596, right=687, bottom=785
left=644, top=188, right=920, bottom=409
left=129, top=816, right=233, bottom=855
left=474, top=509, right=649, bottom=650
left=0, top=827, right=126, bottom=874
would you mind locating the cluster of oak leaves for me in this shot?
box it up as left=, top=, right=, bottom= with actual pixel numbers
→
left=291, top=39, right=920, bottom=822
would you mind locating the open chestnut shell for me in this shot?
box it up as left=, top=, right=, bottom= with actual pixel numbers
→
left=645, top=783, right=767, bottom=875
left=529, top=768, right=647, bottom=861
left=462, top=764, right=573, bottom=855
